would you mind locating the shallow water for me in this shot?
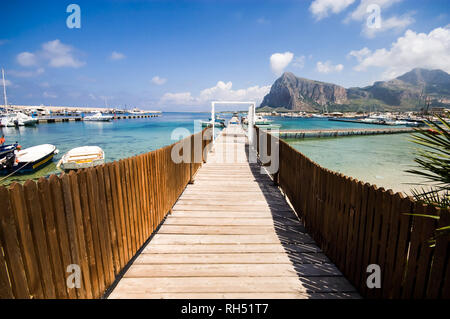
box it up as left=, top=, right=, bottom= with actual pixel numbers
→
left=0, top=112, right=216, bottom=185
left=286, top=134, right=424, bottom=195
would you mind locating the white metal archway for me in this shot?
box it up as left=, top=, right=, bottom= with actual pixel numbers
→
left=210, top=101, right=256, bottom=143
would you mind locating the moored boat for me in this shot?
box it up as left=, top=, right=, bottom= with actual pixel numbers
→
left=0, top=142, right=19, bottom=159
left=84, top=112, right=113, bottom=122
left=0, top=144, right=58, bottom=175
left=58, top=146, right=105, bottom=170
left=201, top=120, right=225, bottom=128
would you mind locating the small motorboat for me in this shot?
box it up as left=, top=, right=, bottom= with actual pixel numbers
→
left=58, top=146, right=105, bottom=170
left=201, top=120, right=226, bottom=128
left=0, top=142, right=19, bottom=159
left=0, top=144, right=59, bottom=175
left=254, top=115, right=273, bottom=125
left=84, top=112, right=113, bottom=122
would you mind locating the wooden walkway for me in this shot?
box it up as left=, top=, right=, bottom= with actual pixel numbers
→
left=109, top=124, right=360, bottom=299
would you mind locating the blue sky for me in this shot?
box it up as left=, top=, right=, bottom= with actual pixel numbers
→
left=0, top=0, right=449, bottom=111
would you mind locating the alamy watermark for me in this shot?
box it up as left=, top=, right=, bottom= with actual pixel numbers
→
left=66, top=264, right=81, bottom=289
left=366, top=4, right=382, bottom=29
left=366, top=264, right=381, bottom=289
left=66, top=4, right=81, bottom=29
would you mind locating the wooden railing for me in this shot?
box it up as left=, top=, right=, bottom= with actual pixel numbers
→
left=0, top=128, right=212, bottom=299
left=256, top=127, right=450, bottom=299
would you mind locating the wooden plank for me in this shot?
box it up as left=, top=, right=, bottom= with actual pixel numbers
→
left=0, top=186, right=29, bottom=298
left=150, top=234, right=314, bottom=245
left=111, top=162, right=127, bottom=269
left=108, top=163, right=125, bottom=271
left=9, top=183, right=44, bottom=299
left=119, top=160, right=132, bottom=262
left=110, top=276, right=356, bottom=294
left=413, top=205, right=437, bottom=298
left=68, top=171, right=93, bottom=299
left=77, top=170, right=100, bottom=298
left=109, top=291, right=360, bottom=299
left=48, top=175, right=78, bottom=299
left=390, top=197, right=413, bottom=298
left=85, top=169, right=106, bottom=294
left=22, top=180, right=56, bottom=298
left=60, top=174, right=83, bottom=299
left=135, top=252, right=330, bottom=264
left=0, top=234, right=13, bottom=298
left=124, top=159, right=137, bottom=255
left=124, top=263, right=340, bottom=277
left=37, top=178, right=67, bottom=298
left=102, top=164, right=120, bottom=276
left=142, top=243, right=321, bottom=254
left=426, top=208, right=450, bottom=298
left=94, top=166, right=115, bottom=287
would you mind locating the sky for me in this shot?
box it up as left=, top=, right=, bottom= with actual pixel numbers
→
left=0, top=0, right=449, bottom=111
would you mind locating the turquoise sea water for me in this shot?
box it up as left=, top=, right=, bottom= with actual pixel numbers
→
left=286, top=134, right=421, bottom=195
left=0, top=112, right=217, bottom=185
left=0, top=113, right=421, bottom=192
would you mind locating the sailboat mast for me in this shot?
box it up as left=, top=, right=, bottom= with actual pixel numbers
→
left=2, top=68, right=8, bottom=108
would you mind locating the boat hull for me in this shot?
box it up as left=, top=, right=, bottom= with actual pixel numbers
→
left=0, top=144, right=58, bottom=175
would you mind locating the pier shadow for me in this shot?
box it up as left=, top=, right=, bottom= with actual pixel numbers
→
left=241, top=136, right=359, bottom=299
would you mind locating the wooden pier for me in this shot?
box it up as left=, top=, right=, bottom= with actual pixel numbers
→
left=108, top=124, right=359, bottom=299
left=1, top=121, right=448, bottom=300
left=35, top=114, right=160, bottom=124
left=277, top=127, right=415, bottom=139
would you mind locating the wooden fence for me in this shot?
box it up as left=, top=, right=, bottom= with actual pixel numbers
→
left=0, top=128, right=212, bottom=299
left=256, top=126, right=450, bottom=299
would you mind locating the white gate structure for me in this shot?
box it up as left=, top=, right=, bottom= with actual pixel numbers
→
left=210, top=101, right=256, bottom=144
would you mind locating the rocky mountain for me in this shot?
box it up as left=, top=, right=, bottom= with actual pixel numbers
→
left=260, top=68, right=450, bottom=112
left=260, top=72, right=347, bottom=112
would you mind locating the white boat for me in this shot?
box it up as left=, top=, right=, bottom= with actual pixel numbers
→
left=58, top=146, right=105, bottom=170
left=84, top=112, right=113, bottom=122
left=0, top=144, right=58, bottom=175
left=200, top=120, right=225, bottom=128
left=0, top=112, right=37, bottom=127
left=254, top=115, right=273, bottom=125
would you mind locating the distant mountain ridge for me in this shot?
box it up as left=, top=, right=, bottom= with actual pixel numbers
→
left=259, top=68, right=450, bottom=112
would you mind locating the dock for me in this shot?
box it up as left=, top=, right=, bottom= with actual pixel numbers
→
left=108, top=123, right=359, bottom=299
left=277, top=127, right=415, bottom=139
left=33, top=114, right=160, bottom=123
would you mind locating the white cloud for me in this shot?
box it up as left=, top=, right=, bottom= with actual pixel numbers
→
left=270, top=52, right=294, bottom=75
left=348, top=47, right=371, bottom=62
left=310, top=0, right=356, bottom=20
left=152, top=76, right=167, bottom=85
left=160, top=81, right=270, bottom=106
left=9, top=67, right=44, bottom=78
left=363, top=13, right=414, bottom=38
left=316, top=61, right=344, bottom=73
left=43, top=91, right=57, bottom=98
left=160, top=92, right=194, bottom=105
left=351, top=26, right=450, bottom=79
left=40, top=82, right=50, bottom=88
left=110, top=51, right=126, bottom=61
left=42, top=39, right=85, bottom=68
left=17, top=52, right=37, bottom=66
left=292, top=55, right=306, bottom=69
